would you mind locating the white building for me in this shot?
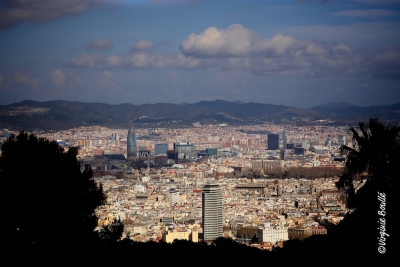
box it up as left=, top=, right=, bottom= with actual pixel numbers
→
left=134, top=185, right=145, bottom=193
left=257, top=227, right=289, bottom=244
left=165, top=189, right=180, bottom=205
left=202, top=184, right=223, bottom=242
left=302, top=140, right=310, bottom=150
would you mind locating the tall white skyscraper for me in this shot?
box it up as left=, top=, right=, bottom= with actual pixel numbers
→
left=202, top=184, right=223, bottom=242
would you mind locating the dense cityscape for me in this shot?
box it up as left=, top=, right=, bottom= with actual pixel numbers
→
left=0, top=123, right=351, bottom=249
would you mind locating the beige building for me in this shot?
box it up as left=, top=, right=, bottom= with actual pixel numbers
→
left=252, top=160, right=284, bottom=172
left=288, top=227, right=312, bottom=240
left=162, top=230, right=198, bottom=243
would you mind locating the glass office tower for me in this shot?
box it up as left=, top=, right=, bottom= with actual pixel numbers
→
left=127, top=126, right=137, bottom=158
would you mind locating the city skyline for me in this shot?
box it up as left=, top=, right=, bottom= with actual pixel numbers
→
left=0, top=0, right=399, bottom=108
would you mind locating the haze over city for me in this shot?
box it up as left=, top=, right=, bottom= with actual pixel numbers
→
left=1, top=0, right=400, bottom=107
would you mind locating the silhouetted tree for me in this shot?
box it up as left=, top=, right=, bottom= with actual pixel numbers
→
left=98, top=219, right=124, bottom=245
left=1, top=132, right=122, bottom=250
left=337, top=118, right=400, bottom=209
left=335, top=118, right=399, bottom=258
left=251, top=234, right=258, bottom=244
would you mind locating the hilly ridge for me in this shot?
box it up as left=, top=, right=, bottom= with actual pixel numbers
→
left=0, top=100, right=399, bottom=131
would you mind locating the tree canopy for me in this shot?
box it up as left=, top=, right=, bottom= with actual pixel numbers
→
left=336, top=118, right=399, bottom=209
left=1, top=132, right=114, bottom=248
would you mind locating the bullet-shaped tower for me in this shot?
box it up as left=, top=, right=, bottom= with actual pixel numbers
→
left=127, top=126, right=137, bottom=158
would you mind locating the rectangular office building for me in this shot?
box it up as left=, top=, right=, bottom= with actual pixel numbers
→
left=202, top=184, right=223, bottom=242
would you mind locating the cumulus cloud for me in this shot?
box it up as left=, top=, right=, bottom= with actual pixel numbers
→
left=180, top=24, right=361, bottom=76
left=68, top=24, right=400, bottom=79
left=131, top=39, right=154, bottom=50
left=50, top=69, right=66, bottom=86
left=12, top=72, right=39, bottom=86
left=87, top=39, right=114, bottom=50
left=180, top=24, right=258, bottom=58
left=332, top=9, right=400, bottom=18
left=0, top=0, right=109, bottom=30
left=180, top=24, right=340, bottom=59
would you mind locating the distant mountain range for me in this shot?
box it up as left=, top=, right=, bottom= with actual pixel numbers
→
left=313, top=101, right=356, bottom=109
left=0, top=100, right=399, bottom=131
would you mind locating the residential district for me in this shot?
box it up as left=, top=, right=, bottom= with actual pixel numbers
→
left=0, top=123, right=352, bottom=250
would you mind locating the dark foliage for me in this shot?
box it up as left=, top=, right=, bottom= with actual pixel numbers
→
left=98, top=219, right=124, bottom=245
left=334, top=118, right=399, bottom=258
left=1, top=132, right=122, bottom=251
left=336, top=118, right=400, bottom=208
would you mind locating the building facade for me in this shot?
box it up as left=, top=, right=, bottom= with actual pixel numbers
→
left=252, top=160, right=284, bottom=172
left=206, top=148, right=217, bottom=156
left=267, top=134, right=279, bottom=150
left=202, top=184, right=223, bottom=242
left=165, top=189, right=180, bottom=205
left=155, top=143, right=168, bottom=155
left=163, top=230, right=198, bottom=243
left=127, top=126, right=137, bottom=158
left=257, top=228, right=289, bottom=244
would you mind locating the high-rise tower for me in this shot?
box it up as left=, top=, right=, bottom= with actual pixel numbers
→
left=127, top=126, right=137, bottom=158
left=282, top=130, right=287, bottom=150
left=202, top=183, right=223, bottom=242
left=267, top=134, right=279, bottom=150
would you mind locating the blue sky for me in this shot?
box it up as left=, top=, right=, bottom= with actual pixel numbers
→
left=0, top=0, right=399, bottom=107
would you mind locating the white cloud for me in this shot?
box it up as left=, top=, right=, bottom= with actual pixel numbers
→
left=180, top=24, right=333, bottom=59
left=132, top=39, right=154, bottom=50
left=87, top=39, right=114, bottom=50
left=13, top=72, right=39, bottom=86
left=50, top=69, right=66, bottom=86
left=68, top=24, right=400, bottom=79
left=180, top=24, right=257, bottom=58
